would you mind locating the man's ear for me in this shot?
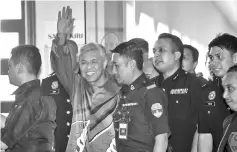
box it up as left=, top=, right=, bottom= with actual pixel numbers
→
left=103, top=58, right=108, bottom=69
left=233, top=52, right=237, bottom=64
left=174, top=51, right=181, bottom=60
left=128, top=60, right=136, bottom=71
left=16, top=63, right=24, bottom=74
left=193, top=61, right=198, bottom=70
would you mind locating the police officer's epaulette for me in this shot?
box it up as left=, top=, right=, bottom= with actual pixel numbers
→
left=45, top=72, right=56, bottom=78
left=201, top=83, right=208, bottom=88
left=146, top=83, right=156, bottom=90
left=49, top=72, right=56, bottom=76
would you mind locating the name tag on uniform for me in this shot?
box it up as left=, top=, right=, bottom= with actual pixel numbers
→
left=49, top=89, right=60, bottom=95
left=119, top=123, right=128, bottom=139
left=205, top=101, right=215, bottom=106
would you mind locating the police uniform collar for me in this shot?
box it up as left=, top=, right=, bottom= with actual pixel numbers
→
left=213, top=77, right=222, bottom=86
left=203, top=77, right=223, bottom=90
left=12, top=79, right=40, bottom=95
left=159, top=67, right=185, bottom=82
left=150, top=75, right=159, bottom=82
left=45, top=72, right=57, bottom=79
left=127, top=73, right=147, bottom=92
left=98, top=77, right=115, bottom=91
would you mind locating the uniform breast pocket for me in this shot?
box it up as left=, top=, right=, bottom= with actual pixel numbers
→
left=169, top=94, right=191, bottom=121
left=5, top=103, right=23, bottom=125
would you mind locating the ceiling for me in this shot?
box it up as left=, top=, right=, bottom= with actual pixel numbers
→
left=214, top=1, right=237, bottom=33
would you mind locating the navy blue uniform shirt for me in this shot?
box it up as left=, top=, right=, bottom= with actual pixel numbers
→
left=114, top=73, right=169, bottom=152
left=155, top=68, right=203, bottom=152
left=41, top=73, right=73, bottom=152
left=198, top=78, right=231, bottom=152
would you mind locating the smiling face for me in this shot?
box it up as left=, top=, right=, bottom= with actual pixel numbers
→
left=79, top=50, right=106, bottom=83
left=208, top=46, right=235, bottom=78
left=222, top=71, right=237, bottom=111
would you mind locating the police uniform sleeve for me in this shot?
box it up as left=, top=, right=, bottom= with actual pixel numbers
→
left=144, top=85, right=170, bottom=136
left=51, top=39, right=78, bottom=97
left=198, top=92, right=210, bottom=133
left=190, top=76, right=205, bottom=127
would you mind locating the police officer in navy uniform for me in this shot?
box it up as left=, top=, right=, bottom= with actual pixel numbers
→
left=198, top=33, right=237, bottom=152
left=153, top=33, right=204, bottom=152
left=111, top=41, right=170, bottom=152
left=41, top=72, right=73, bottom=152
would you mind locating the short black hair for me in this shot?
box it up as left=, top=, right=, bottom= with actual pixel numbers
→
left=11, top=45, right=42, bottom=76
left=158, top=33, right=184, bottom=63
left=184, top=44, right=199, bottom=62
left=227, top=65, right=237, bottom=73
left=208, top=33, right=237, bottom=55
left=111, top=41, right=143, bottom=70
left=128, top=38, right=149, bottom=53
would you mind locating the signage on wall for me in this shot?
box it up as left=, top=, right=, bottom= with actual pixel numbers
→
left=44, top=20, right=85, bottom=46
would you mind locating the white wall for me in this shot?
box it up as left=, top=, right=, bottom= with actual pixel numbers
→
left=35, top=1, right=85, bottom=78
left=35, top=1, right=107, bottom=78
left=125, top=1, right=237, bottom=78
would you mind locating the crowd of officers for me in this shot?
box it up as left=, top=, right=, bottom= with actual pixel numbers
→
left=111, top=33, right=237, bottom=152
left=2, top=6, right=237, bottom=152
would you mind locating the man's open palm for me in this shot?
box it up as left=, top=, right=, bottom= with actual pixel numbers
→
left=57, top=6, right=74, bottom=35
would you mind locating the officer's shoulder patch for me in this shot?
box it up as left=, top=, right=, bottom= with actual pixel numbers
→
left=146, top=84, right=156, bottom=90
left=228, top=132, right=237, bottom=152
left=151, top=103, right=163, bottom=118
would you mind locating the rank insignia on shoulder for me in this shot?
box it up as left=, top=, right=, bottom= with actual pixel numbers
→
left=51, top=81, right=59, bottom=90
left=147, top=84, right=156, bottom=90
left=49, top=72, right=56, bottom=76
left=151, top=103, right=163, bottom=118
left=208, top=91, right=216, bottom=100
left=202, top=83, right=207, bottom=88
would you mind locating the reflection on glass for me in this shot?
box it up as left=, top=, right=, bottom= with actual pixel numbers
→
left=0, top=0, right=21, bottom=20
